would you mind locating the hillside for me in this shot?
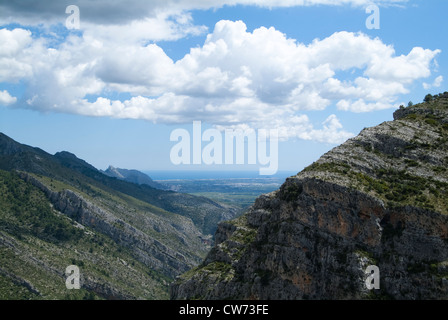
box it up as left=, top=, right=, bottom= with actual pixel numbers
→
left=0, top=134, right=239, bottom=299
left=0, top=169, right=168, bottom=299
left=171, top=92, right=448, bottom=300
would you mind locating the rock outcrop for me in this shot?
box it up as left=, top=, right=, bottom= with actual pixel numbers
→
left=102, top=165, right=169, bottom=190
left=171, top=94, right=448, bottom=300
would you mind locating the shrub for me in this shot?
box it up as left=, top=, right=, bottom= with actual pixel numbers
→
left=404, top=159, right=419, bottom=167
left=425, top=118, right=438, bottom=126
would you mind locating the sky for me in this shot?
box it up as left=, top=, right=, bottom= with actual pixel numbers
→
left=0, top=0, right=446, bottom=176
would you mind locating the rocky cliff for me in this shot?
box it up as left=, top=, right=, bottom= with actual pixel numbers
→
left=170, top=93, right=448, bottom=300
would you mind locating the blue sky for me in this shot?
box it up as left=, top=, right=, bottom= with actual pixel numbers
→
left=0, top=0, right=446, bottom=176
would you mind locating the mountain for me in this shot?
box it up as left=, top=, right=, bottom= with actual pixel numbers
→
left=102, top=166, right=168, bottom=190
left=0, top=133, right=239, bottom=299
left=170, top=92, right=448, bottom=300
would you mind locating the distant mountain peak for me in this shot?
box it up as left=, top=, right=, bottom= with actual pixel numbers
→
left=102, top=166, right=168, bottom=190
left=105, top=165, right=125, bottom=179
left=54, top=151, right=77, bottom=158
left=54, top=150, right=99, bottom=173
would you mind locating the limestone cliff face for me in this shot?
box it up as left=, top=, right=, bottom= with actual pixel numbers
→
left=170, top=95, right=448, bottom=300
left=18, top=172, right=201, bottom=279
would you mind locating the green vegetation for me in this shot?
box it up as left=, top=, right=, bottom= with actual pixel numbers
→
left=230, top=226, right=257, bottom=248
left=403, top=111, right=445, bottom=127
left=352, top=168, right=447, bottom=213
left=355, top=249, right=375, bottom=262
left=191, top=191, right=261, bottom=210
left=404, top=159, right=419, bottom=167
left=176, top=213, right=257, bottom=287
left=225, top=214, right=258, bottom=260
left=279, top=183, right=303, bottom=202
left=303, top=161, right=350, bottom=175
left=0, top=170, right=83, bottom=243
left=0, top=170, right=174, bottom=300
left=202, top=261, right=232, bottom=274
left=178, top=261, right=235, bottom=285
left=1, top=174, right=171, bottom=299
left=0, top=132, right=244, bottom=299
left=301, top=93, right=448, bottom=214
left=0, top=274, right=40, bottom=300
left=162, top=177, right=283, bottom=211
left=302, top=154, right=448, bottom=213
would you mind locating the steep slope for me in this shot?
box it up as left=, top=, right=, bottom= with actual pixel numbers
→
left=102, top=165, right=168, bottom=190
left=0, top=134, right=238, bottom=299
left=171, top=93, right=448, bottom=300
left=0, top=169, right=169, bottom=299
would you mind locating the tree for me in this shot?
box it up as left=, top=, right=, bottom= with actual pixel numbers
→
left=408, top=101, right=413, bottom=107
left=424, top=94, right=433, bottom=103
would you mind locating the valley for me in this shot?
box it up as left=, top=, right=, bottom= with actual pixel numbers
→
left=154, top=174, right=294, bottom=210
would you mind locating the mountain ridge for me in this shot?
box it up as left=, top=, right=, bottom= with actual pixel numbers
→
left=0, top=134, right=239, bottom=236
left=171, top=92, right=448, bottom=300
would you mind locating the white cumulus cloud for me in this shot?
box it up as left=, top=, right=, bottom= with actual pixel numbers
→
left=423, top=75, right=443, bottom=90
left=0, top=90, right=17, bottom=106
left=0, top=17, right=440, bottom=144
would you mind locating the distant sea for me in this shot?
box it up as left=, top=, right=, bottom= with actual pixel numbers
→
left=144, top=170, right=297, bottom=180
